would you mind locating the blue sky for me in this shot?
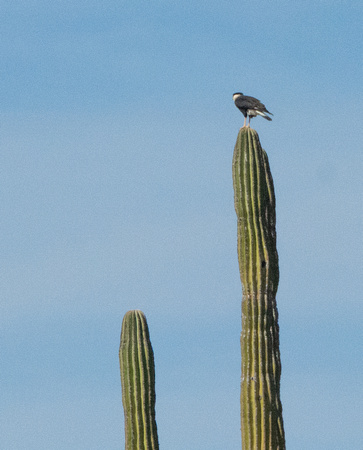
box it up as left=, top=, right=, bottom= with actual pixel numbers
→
left=1, top=1, right=362, bottom=448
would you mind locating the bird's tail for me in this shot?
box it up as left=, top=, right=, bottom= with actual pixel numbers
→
left=255, top=110, right=272, bottom=121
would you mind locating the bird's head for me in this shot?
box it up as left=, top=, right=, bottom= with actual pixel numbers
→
left=233, top=92, right=243, bottom=101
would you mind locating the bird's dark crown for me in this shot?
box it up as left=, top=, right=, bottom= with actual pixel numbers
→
left=233, top=92, right=243, bottom=96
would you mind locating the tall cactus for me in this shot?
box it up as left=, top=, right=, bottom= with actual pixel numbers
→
left=232, top=128, right=286, bottom=449
left=119, top=310, right=159, bottom=450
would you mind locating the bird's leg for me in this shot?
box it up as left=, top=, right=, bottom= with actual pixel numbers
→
left=247, top=115, right=251, bottom=127
left=243, top=116, right=246, bottom=127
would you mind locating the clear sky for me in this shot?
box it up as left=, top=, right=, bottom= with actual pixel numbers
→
left=1, top=1, right=362, bottom=449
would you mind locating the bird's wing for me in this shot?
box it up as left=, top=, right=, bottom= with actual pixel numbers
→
left=236, top=95, right=273, bottom=115
left=234, top=95, right=258, bottom=109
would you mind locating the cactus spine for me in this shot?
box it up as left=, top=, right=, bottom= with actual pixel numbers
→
left=119, top=310, right=159, bottom=450
left=232, top=128, right=286, bottom=449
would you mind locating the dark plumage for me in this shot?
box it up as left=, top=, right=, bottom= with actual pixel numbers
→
left=233, top=92, right=273, bottom=127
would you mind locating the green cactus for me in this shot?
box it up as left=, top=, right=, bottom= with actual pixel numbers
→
left=119, top=310, right=159, bottom=450
left=232, top=128, right=286, bottom=449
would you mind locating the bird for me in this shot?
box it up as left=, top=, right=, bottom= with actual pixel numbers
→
left=233, top=92, right=273, bottom=127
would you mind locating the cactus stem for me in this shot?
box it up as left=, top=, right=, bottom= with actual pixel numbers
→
left=233, top=128, right=285, bottom=449
left=119, top=310, right=159, bottom=450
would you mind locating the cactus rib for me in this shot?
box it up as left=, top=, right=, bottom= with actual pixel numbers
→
left=119, top=310, right=159, bottom=450
left=232, top=128, right=285, bottom=449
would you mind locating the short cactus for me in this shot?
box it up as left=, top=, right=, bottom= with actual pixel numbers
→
left=119, top=310, right=159, bottom=450
left=232, top=128, right=286, bottom=449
